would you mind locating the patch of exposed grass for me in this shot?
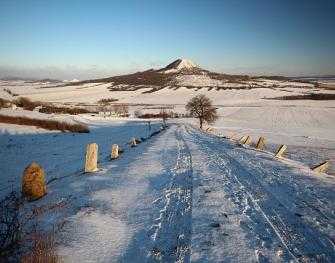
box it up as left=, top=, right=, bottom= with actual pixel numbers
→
left=267, top=93, right=335, bottom=100
left=39, top=105, right=90, bottom=115
left=0, top=114, right=89, bottom=133
left=0, top=98, right=10, bottom=109
left=13, top=97, right=39, bottom=111
left=97, top=98, right=118, bottom=104
left=13, top=97, right=90, bottom=115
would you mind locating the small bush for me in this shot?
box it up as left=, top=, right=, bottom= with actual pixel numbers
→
left=137, top=111, right=178, bottom=119
left=97, top=98, right=118, bottom=104
left=4, top=88, right=18, bottom=97
left=270, top=93, right=335, bottom=100
left=12, top=97, right=90, bottom=115
left=39, top=105, right=90, bottom=115
left=137, top=113, right=165, bottom=119
left=13, top=97, right=40, bottom=111
left=0, top=114, right=89, bottom=133
left=0, top=98, right=10, bottom=109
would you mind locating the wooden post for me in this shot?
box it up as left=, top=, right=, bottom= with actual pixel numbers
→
left=275, top=145, right=287, bottom=158
left=85, top=143, right=99, bottom=173
left=311, top=161, right=329, bottom=174
left=111, top=144, right=119, bottom=160
left=256, top=137, right=266, bottom=150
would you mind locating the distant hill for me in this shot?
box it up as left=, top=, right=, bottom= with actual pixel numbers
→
left=0, top=76, right=61, bottom=83
left=70, top=58, right=253, bottom=88
left=18, top=58, right=312, bottom=92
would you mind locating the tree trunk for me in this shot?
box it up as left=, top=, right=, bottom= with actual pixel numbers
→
left=199, top=118, right=203, bottom=129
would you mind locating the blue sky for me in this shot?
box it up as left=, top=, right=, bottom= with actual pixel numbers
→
left=0, top=0, right=334, bottom=79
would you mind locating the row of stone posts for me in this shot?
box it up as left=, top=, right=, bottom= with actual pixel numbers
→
left=21, top=137, right=139, bottom=201
left=235, top=134, right=329, bottom=173
left=84, top=137, right=138, bottom=173
left=20, top=123, right=169, bottom=202
left=203, top=127, right=329, bottom=174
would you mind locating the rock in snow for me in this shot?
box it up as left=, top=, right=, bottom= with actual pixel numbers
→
left=111, top=144, right=119, bottom=160
left=85, top=143, right=99, bottom=173
left=22, top=162, right=47, bottom=201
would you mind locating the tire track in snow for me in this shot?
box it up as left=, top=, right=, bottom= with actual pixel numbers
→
left=148, top=125, right=193, bottom=262
left=184, top=125, right=335, bottom=262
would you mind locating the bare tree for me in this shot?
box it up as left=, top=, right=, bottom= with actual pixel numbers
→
left=98, top=100, right=109, bottom=118
left=112, top=104, right=129, bottom=117
left=185, top=94, right=218, bottom=129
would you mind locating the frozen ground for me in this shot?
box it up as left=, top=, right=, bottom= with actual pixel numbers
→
left=15, top=123, right=335, bottom=262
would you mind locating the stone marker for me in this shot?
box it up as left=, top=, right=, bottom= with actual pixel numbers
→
left=256, top=137, right=266, bottom=150
left=22, top=162, right=47, bottom=201
left=239, top=136, right=248, bottom=144
left=111, top=144, right=119, bottom=160
left=244, top=136, right=251, bottom=145
left=130, top=137, right=137, bottom=147
left=85, top=143, right=99, bottom=172
left=275, top=145, right=287, bottom=158
left=312, top=161, right=329, bottom=173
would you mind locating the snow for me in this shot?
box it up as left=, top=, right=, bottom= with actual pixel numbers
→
left=185, top=125, right=335, bottom=261
left=173, top=59, right=197, bottom=70
left=160, top=58, right=197, bottom=73
left=10, top=123, right=335, bottom=262
left=1, top=78, right=335, bottom=261
left=1, top=78, right=334, bottom=175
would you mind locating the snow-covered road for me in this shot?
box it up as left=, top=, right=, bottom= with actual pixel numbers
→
left=184, top=125, right=335, bottom=262
left=27, top=123, right=334, bottom=262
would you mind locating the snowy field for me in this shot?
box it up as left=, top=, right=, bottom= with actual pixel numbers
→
left=12, top=123, right=335, bottom=262
left=1, top=78, right=334, bottom=180
left=1, top=79, right=335, bottom=261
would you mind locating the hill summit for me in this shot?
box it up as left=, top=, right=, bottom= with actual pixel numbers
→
left=158, top=58, right=198, bottom=73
